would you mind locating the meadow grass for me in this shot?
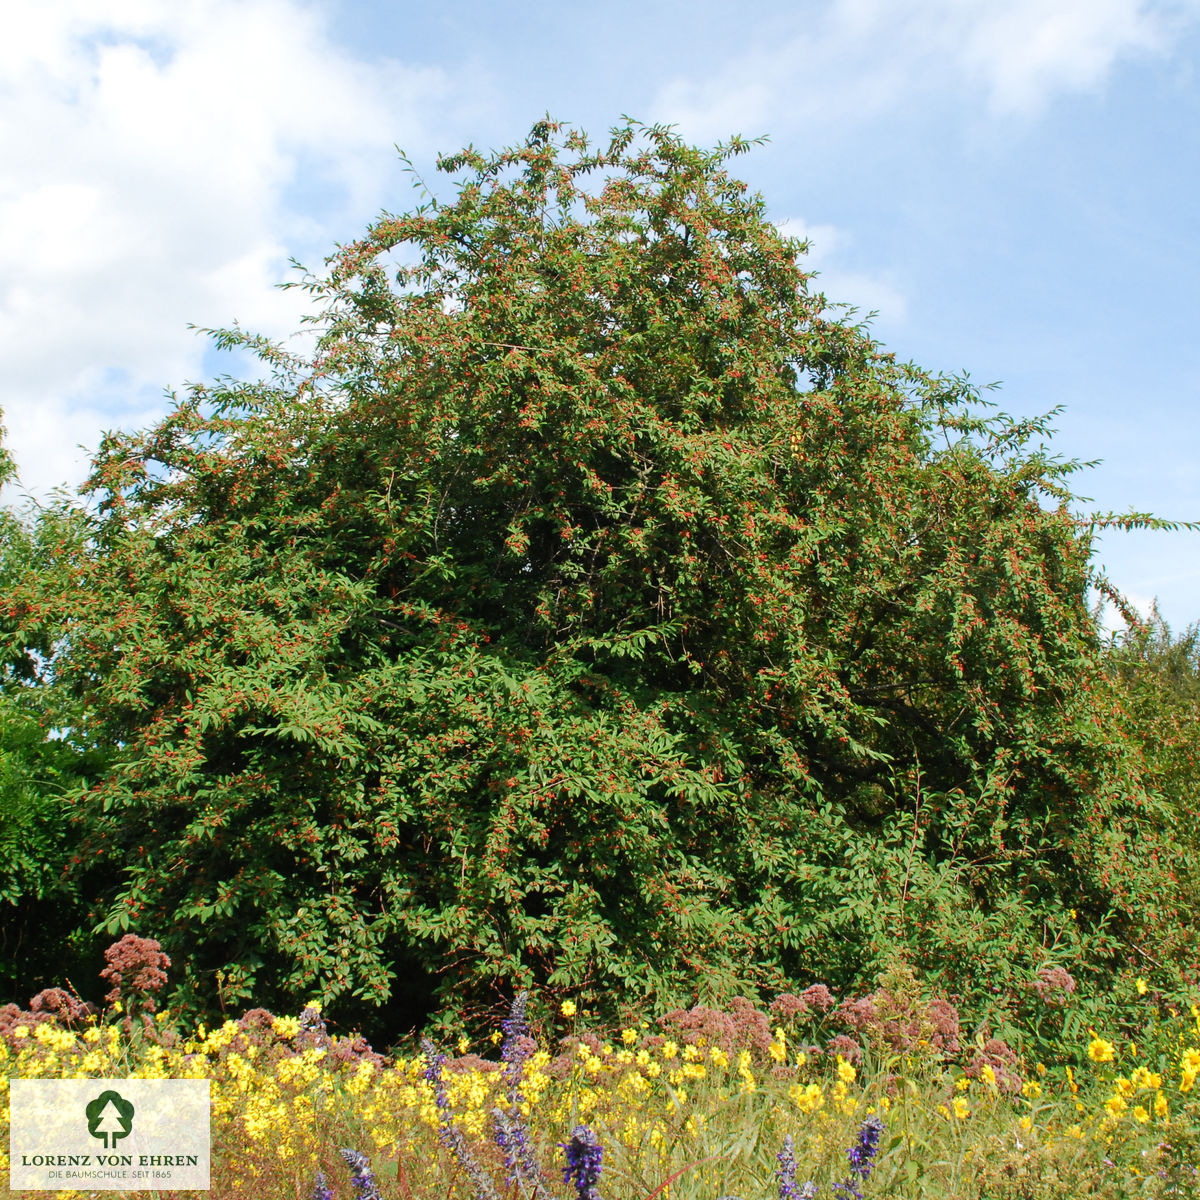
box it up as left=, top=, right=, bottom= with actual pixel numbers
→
left=6, top=981, right=1200, bottom=1200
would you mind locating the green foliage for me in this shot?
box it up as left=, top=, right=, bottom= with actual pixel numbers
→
left=10, top=119, right=1196, bottom=1038
left=0, top=425, right=105, bottom=999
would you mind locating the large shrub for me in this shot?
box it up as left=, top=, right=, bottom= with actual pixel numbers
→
left=8, top=120, right=1195, bottom=1038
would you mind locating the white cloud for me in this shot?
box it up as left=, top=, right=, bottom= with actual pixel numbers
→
left=1095, top=586, right=1159, bottom=636
left=776, top=216, right=909, bottom=327
left=650, top=0, right=1197, bottom=140
left=0, top=0, right=483, bottom=499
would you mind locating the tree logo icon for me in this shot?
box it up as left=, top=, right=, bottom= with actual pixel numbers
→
left=85, top=1090, right=135, bottom=1148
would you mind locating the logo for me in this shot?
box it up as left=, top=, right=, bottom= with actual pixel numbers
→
left=85, top=1090, right=136, bottom=1149
left=10, top=1078, right=209, bottom=1191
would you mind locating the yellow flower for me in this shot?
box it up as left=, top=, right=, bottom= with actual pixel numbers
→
left=1067, top=1124, right=1083, bottom=1139
left=661, top=1040, right=678, bottom=1060
left=271, top=1016, right=301, bottom=1039
left=1088, top=1037, right=1116, bottom=1064
left=953, top=1097, right=970, bottom=1120
left=837, top=1056, right=856, bottom=1084
left=1035, top=1062, right=1047, bottom=1076
left=490, top=1031, right=503, bottom=1045
left=1136, top=978, right=1148, bottom=996
left=981, top=1064, right=997, bottom=1087
left=788, top=1082, right=824, bottom=1114
left=1105, top=1094, right=1127, bottom=1119
left=1182, top=1048, right=1200, bottom=1074
left=937, top=1104, right=951, bottom=1119
left=621, top=1029, right=637, bottom=1045
left=1017, top=1116, right=1032, bottom=1132
left=1155, top=1092, right=1169, bottom=1119
left=1070, top=908, right=1077, bottom=919
left=560, top=1000, right=576, bottom=1017
left=1021, top=1080, right=1042, bottom=1099
left=955, top=1076, right=970, bottom=1092
left=1133, top=1105, right=1150, bottom=1123
left=457, top=1036, right=470, bottom=1054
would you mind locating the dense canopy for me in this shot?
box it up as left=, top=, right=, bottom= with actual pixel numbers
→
left=4, top=120, right=1194, bottom=1039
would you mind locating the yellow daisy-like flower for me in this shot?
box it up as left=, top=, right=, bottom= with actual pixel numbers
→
left=1136, top=978, right=1148, bottom=996
left=836, top=1056, right=856, bottom=1084
left=953, top=1097, right=970, bottom=1120
left=661, top=1040, right=678, bottom=1060
left=788, top=1082, right=824, bottom=1114
left=1088, top=1037, right=1116, bottom=1064
left=936, top=1104, right=951, bottom=1119
left=1133, top=1105, right=1150, bottom=1123
left=955, top=1076, right=970, bottom=1092
left=621, top=1029, right=637, bottom=1045
left=560, top=1000, right=576, bottom=1017
left=1105, top=1094, right=1127, bottom=1119
left=1155, top=1092, right=1169, bottom=1119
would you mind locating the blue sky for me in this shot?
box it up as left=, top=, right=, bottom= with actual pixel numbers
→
left=3, top=0, right=1198, bottom=630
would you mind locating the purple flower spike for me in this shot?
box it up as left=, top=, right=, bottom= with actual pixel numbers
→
left=339, top=1148, right=384, bottom=1200
left=833, top=1115, right=885, bottom=1200
left=312, top=1170, right=334, bottom=1200
left=560, top=1124, right=603, bottom=1200
left=422, top=1037, right=502, bottom=1200
left=777, top=1135, right=818, bottom=1200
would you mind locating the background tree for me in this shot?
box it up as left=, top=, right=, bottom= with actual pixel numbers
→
left=0, top=418, right=105, bottom=1001
left=10, top=120, right=1195, bottom=1041
left=1100, top=607, right=1200, bottom=931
